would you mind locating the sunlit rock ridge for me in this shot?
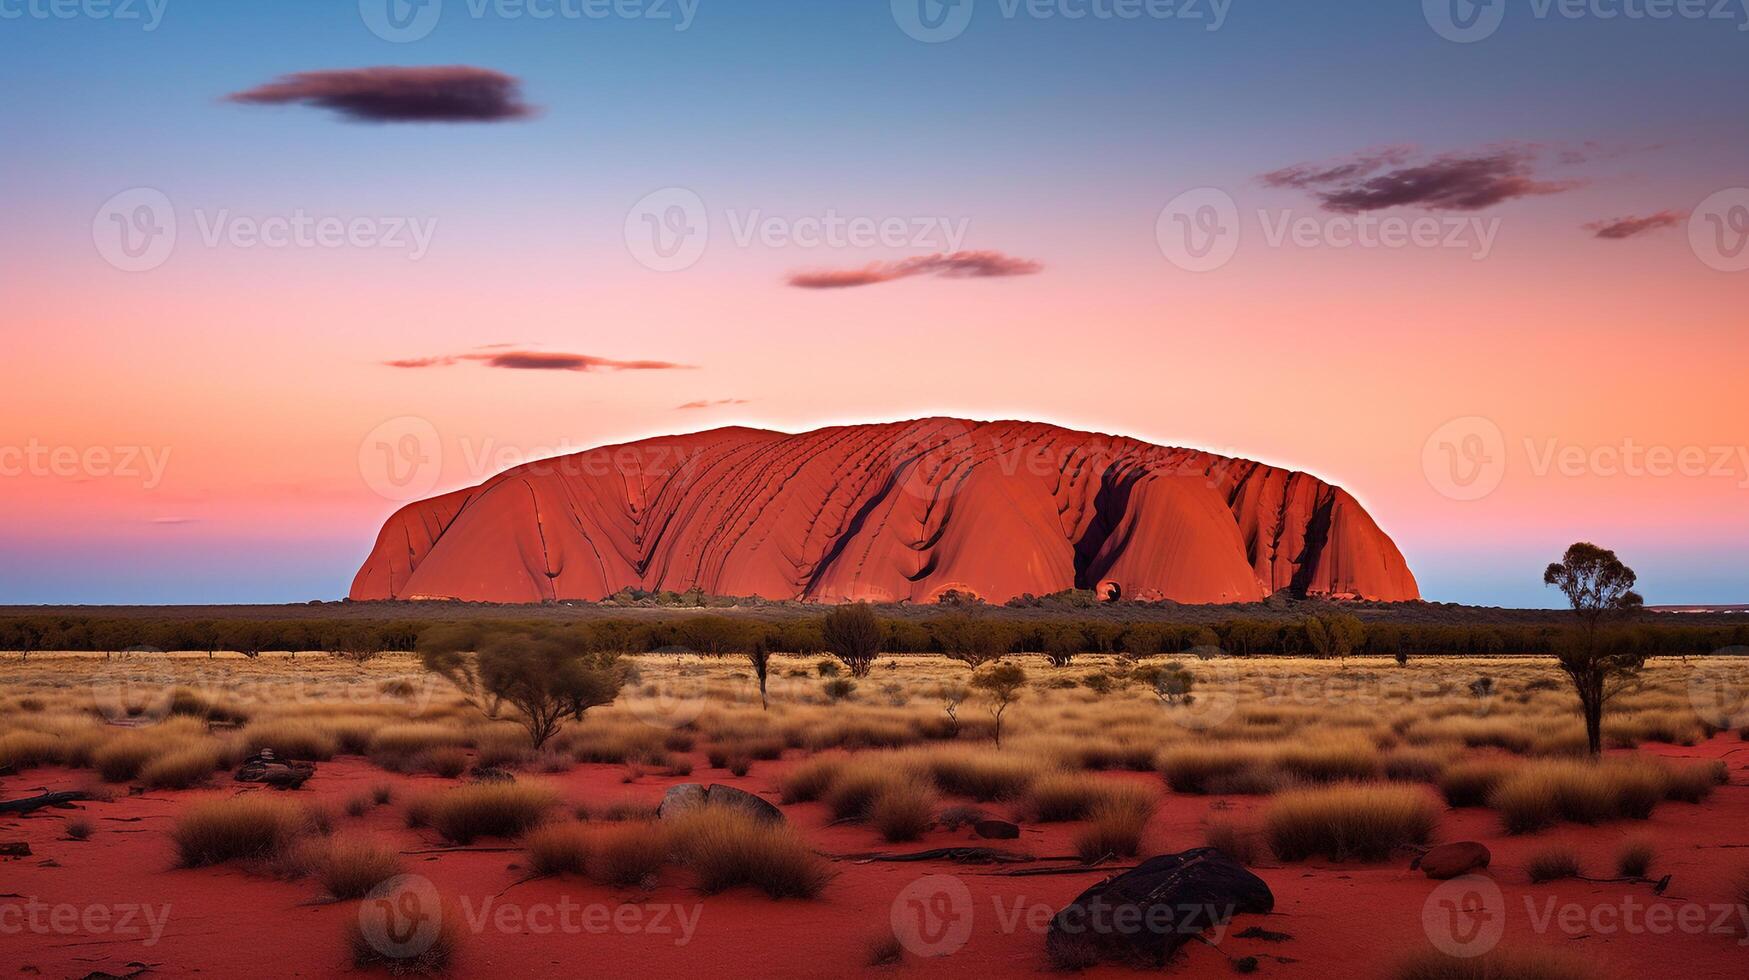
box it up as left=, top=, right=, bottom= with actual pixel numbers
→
left=350, top=419, right=1419, bottom=605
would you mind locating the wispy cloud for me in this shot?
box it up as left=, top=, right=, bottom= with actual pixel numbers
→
left=385, top=350, right=694, bottom=372
left=677, top=398, right=750, bottom=410
left=1584, top=210, right=1686, bottom=240
left=1262, top=143, right=1582, bottom=213
left=787, top=250, right=1042, bottom=289
left=227, top=66, right=535, bottom=123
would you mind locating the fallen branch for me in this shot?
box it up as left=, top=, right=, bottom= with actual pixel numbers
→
left=0, top=790, right=91, bottom=815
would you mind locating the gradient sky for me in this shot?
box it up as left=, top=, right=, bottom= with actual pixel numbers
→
left=2, top=1, right=1745, bottom=606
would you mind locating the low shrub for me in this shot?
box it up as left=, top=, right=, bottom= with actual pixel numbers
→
left=309, top=836, right=405, bottom=899
left=588, top=822, right=670, bottom=888
left=524, top=823, right=592, bottom=877
left=1616, top=837, right=1655, bottom=878
left=1525, top=846, right=1582, bottom=883
left=1263, top=784, right=1438, bottom=862
left=418, top=783, right=559, bottom=844
left=668, top=808, right=832, bottom=899
left=171, top=795, right=313, bottom=867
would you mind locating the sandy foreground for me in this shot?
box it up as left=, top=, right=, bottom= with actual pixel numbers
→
left=2, top=654, right=1746, bottom=978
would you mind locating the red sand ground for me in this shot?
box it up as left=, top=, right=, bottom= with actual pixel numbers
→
left=3, top=735, right=1745, bottom=979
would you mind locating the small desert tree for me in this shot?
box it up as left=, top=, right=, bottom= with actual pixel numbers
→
left=971, top=663, right=1027, bottom=749
left=477, top=632, right=626, bottom=750
left=1545, top=542, right=1646, bottom=756
left=1304, top=614, right=1364, bottom=665
left=417, top=624, right=503, bottom=718
left=1134, top=661, right=1195, bottom=706
left=822, top=603, right=883, bottom=678
left=748, top=636, right=773, bottom=710
left=1038, top=623, right=1080, bottom=669
left=937, top=682, right=969, bottom=737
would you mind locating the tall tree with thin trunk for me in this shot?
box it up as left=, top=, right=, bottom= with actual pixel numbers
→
left=822, top=603, right=883, bottom=678
left=1544, top=542, right=1645, bottom=756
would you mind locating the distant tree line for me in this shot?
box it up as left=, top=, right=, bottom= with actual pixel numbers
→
left=2, top=611, right=1745, bottom=660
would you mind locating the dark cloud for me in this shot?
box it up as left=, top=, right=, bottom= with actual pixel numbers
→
left=677, top=398, right=750, bottom=410
left=1584, top=210, right=1686, bottom=240
left=1259, top=145, right=1416, bottom=191
left=787, top=250, right=1043, bottom=289
left=1262, top=145, right=1581, bottom=213
left=227, top=66, right=534, bottom=123
left=385, top=350, right=693, bottom=372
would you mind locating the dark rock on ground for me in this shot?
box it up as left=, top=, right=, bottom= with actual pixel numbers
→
left=233, top=749, right=314, bottom=789
left=657, top=783, right=784, bottom=824
left=1415, top=841, right=1491, bottom=880
left=1046, top=847, right=1274, bottom=969
left=974, top=819, right=1020, bottom=840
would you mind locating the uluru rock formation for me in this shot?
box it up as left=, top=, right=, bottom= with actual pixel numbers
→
left=350, top=419, right=1419, bottom=605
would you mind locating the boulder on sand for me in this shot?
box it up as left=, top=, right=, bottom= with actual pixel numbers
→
left=974, top=819, right=1020, bottom=840
left=658, top=783, right=784, bottom=824
left=1415, top=842, right=1491, bottom=880
left=233, top=749, right=314, bottom=789
left=1046, top=847, right=1274, bottom=969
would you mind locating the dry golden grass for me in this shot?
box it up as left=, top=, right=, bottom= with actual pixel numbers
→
left=868, top=780, right=938, bottom=842
left=0, top=730, right=64, bottom=770
left=413, top=782, right=559, bottom=844
left=1263, top=784, right=1439, bottom=862
left=524, top=822, right=593, bottom=877
left=236, top=720, right=339, bottom=761
left=1490, top=758, right=1668, bottom=833
left=1525, top=845, right=1582, bottom=883
left=667, top=808, right=832, bottom=899
left=588, top=822, right=671, bottom=887
left=1204, top=815, right=1262, bottom=865
left=1073, top=793, right=1156, bottom=863
left=1438, top=759, right=1512, bottom=807
left=346, top=905, right=461, bottom=976
left=171, top=795, right=314, bottom=867
left=307, top=835, right=406, bottom=899
left=1616, top=837, right=1656, bottom=878
left=138, top=744, right=225, bottom=789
